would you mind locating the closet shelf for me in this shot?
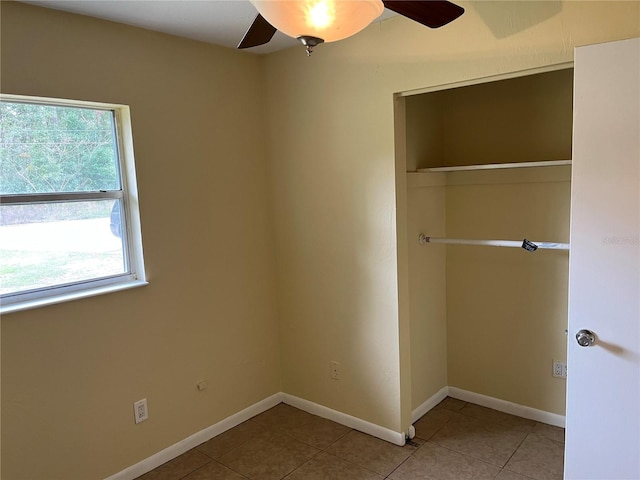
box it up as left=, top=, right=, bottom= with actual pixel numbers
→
left=416, top=160, right=571, bottom=173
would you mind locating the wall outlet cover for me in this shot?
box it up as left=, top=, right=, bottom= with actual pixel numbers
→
left=134, top=398, right=149, bottom=424
left=553, top=361, right=567, bottom=378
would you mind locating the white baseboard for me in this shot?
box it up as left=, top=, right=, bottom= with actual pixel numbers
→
left=107, top=387, right=565, bottom=479
left=282, top=393, right=406, bottom=446
left=411, top=386, right=449, bottom=424
left=105, top=393, right=283, bottom=480
left=448, top=387, right=566, bottom=428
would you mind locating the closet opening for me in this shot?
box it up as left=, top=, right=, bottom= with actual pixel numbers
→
left=395, top=65, right=574, bottom=431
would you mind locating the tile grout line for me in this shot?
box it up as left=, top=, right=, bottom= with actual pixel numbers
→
left=279, top=449, right=323, bottom=480
left=279, top=425, right=402, bottom=479
left=225, top=459, right=252, bottom=480
left=320, top=429, right=397, bottom=479
left=393, top=403, right=461, bottom=478
left=497, top=465, right=540, bottom=480
left=184, top=457, right=252, bottom=480
left=383, top=443, right=421, bottom=479
left=385, top=414, right=456, bottom=479
left=281, top=431, right=352, bottom=480
left=501, top=429, right=534, bottom=471
left=427, top=440, right=508, bottom=471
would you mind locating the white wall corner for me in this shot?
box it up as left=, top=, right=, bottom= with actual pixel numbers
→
left=411, top=386, right=449, bottom=424
left=411, top=386, right=565, bottom=428
left=448, top=387, right=566, bottom=428
left=104, top=392, right=283, bottom=480
left=281, top=393, right=406, bottom=446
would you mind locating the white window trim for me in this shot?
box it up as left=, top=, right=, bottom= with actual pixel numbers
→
left=0, top=94, right=147, bottom=314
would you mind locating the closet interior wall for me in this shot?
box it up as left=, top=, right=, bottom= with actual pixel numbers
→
left=405, top=68, right=573, bottom=416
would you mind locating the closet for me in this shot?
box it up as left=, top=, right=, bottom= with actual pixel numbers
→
left=400, top=67, right=574, bottom=421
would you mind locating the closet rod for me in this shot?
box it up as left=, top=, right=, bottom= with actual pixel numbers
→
left=418, top=233, right=570, bottom=251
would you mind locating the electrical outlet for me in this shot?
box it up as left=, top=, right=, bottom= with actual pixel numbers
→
left=553, top=361, right=567, bottom=379
left=330, top=361, right=340, bottom=380
left=134, top=398, right=149, bottom=424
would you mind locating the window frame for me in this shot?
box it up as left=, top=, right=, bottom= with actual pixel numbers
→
left=0, top=94, right=147, bottom=314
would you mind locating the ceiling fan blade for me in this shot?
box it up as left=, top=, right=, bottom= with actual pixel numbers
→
left=383, top=0, right=464, bottom=28
left=237, top=13, right=277, bottom=49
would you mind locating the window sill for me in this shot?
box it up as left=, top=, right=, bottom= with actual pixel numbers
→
left=0, top=280, right=149, bottom=315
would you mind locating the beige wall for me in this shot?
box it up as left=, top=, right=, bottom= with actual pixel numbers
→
left=446, top=167, right=571, bottom=414
left=263, top=0, right=639, bottom=435
left=1, top=3, right=280, bottom=479
left=406, top=174, right=448, bottom=410
left=408, top=68, right=574, bottom=169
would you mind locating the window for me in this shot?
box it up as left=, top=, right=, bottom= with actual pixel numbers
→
left=0, top=95, right=146, bottom=313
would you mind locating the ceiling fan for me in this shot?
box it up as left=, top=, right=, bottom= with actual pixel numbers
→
left=238, top=0, right=465, bottom=55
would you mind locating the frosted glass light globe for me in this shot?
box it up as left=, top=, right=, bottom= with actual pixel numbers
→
left=251, top=0, right=384, bottom=43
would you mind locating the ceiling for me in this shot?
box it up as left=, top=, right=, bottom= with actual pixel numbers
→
left=20, top=0, right=398, bottom=54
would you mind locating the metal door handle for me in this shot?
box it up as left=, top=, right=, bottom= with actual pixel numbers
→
left=576, top=329, right=596, bottom=347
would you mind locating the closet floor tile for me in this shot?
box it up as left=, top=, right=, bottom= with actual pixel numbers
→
left=503, top=433, right=564, bottom=480
left=532, top=422, right=565, bottom=444
left=413, top=408, right=465, bottom=441
left=458, top=404, right=536, bottom=432
left=388, top=442, right=500, bottom=480
left=433, top=397, right=468, bottom=412
left=428, top=414, right=528, bottom=467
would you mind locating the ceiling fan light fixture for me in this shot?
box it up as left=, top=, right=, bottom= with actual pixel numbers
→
left=250, top=0, right=384, bottom=44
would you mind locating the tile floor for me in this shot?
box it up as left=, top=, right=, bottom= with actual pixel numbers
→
left=137, top=397, right=565, bottom=480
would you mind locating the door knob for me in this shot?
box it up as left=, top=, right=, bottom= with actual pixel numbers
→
left=576, top=329, right=596, bottom=347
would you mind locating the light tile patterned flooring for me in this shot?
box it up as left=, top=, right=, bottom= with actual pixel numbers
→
left=137, top=397, right=565, bottom=480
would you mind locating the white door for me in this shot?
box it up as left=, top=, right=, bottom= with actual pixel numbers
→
left=566, top=37, right=640, bottom=479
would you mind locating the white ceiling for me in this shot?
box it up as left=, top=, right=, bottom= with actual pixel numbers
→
left=20, top=0, right=398, bottom=54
